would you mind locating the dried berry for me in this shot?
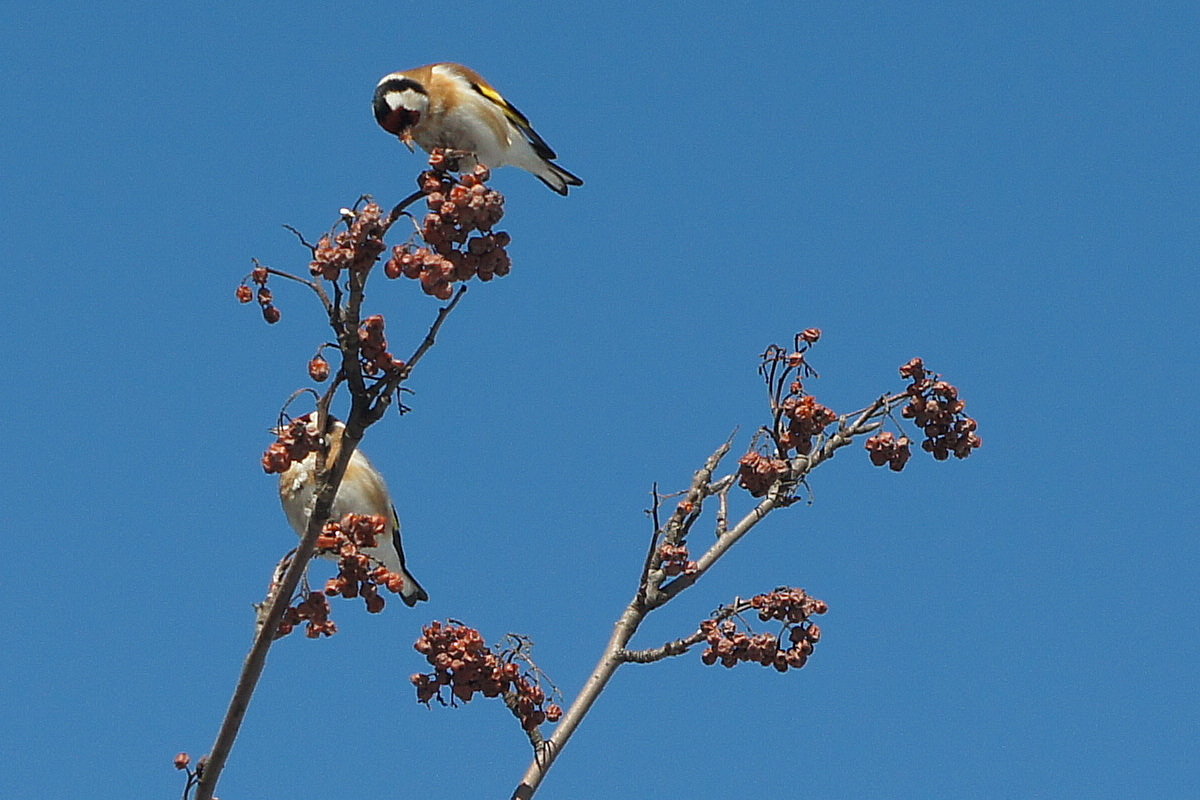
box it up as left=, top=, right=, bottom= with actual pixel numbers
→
left=308, top=355, right=330, bottom=382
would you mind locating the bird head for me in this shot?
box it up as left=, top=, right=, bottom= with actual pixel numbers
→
left=373, top=74, right=429, bottom=150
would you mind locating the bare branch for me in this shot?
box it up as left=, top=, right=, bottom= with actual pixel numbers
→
left=512, top=392, right=908, bottom=797
left=618, top=628, right=707, bottom=663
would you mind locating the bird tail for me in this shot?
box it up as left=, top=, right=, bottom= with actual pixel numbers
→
left=399, top=567, right=429, bottom=606
left=535, top=160, right=584, bottom=196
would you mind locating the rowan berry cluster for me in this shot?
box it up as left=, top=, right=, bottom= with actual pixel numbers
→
left=899, top=358, right=982, bottom=460
left=277, top=591, right=336, bottom=639
left=758, top=332, right=837, bottom=457
left=308, top=202, right=387, bottom=281
left=237, top=263, right=281, bottom=323
left=383, top=155, right=511, bottom=299
left=318, top=513, right=407, bottom=614
left=736, top=451, right=790, bottom=497
left=261, top=417, right=319, bottom=474
left=358, top=314, right=406, bottom=375
left=749, top=587, right=828, bottom=623
left=700, top=589, right=826, bottom=671
left=657, top=543, right=697, bottom=577
left=411, top=622, right=562, bottom=731
left=778, top=392, right=838, bottom=455
left=864, top=430, right=912, bottom=471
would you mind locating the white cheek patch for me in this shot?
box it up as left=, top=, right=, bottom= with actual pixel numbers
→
left=389, top=90, right=426, bottom=113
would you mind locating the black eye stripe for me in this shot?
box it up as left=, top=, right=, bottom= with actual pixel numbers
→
left=376, top=77, right=428, bottom=97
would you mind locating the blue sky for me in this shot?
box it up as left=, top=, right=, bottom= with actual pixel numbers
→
left=2, top=1, right=1197, bottom=797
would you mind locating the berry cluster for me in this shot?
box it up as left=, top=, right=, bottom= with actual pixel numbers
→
left=899, top=358, right=982, bottom=460
left=758, top=332, right=837, bottom=458
left=317, top=513, right=408, bottom=614
left=308, top=202, right=387, bottom=281
left=358, top=314, right=406, bottom=376
left=277, top=590, right=336, bottom=639
left=736, top=450, right=790, bottom=497
left=657, top=543, right=697, bottom=577
left=864, top=430, right=912, bottom=471
left=411, top=621, right=562, bottom=731
left=749, top=587, right=828, bottom=622
left=383, top=156, right=510, bottom=299
left=261, top=417, right=319, bottom=474
left=778, top=393, right=838, bottom=455
left=700, top=589, right=827, bottom=672
left=237, top=263, right=280, bottom=323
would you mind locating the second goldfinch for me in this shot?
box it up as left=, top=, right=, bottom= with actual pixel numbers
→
left=278, top=413, right=428, bottom=607
left=373, top=63, right=582, bottom=195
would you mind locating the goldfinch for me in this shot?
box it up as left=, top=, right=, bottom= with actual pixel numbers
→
left=373, top=63, right=582, bottom=195
left=278, top=413, right=428, bottom=606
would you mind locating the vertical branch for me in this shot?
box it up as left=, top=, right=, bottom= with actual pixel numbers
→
left=194, top=425, right=363, bottom=800
left=195, top=189, right=449, bottom=800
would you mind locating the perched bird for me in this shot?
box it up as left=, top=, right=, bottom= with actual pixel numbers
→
left=373, top=63, right=582, bottom=195
left=278, top=413, right=428, bottom=606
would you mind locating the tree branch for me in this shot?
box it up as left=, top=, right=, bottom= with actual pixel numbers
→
left=195, top=189, right=449, bottom=800
left=511, top=393, right=908, bottom=798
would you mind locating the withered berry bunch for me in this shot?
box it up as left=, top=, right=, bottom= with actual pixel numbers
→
left=749, top=587, right=828, bottom=623
left=316, top=513, right=408, bottom=614
left=765, top=332, right=837, bottom=454
left=358, top=314, right=406, bottom=376
left=898, top=358, right=982, bottom=460
left=261, top=418, right=320, bottom=474
left=277, top=591, right=336, bottom=639
left=700, top=588, right=826, bottom=672
left=657, top=542, right=697, bottom=577
left=309, top=201, right=388, bottom=281
left=736, top=330, right=845, bottom=495
left=384, top=154, right=511, bottom=300
left=778, top=393, right=838, bottom=456
left=411, top=621, right=562, bottom=731
left=864, top=430, right=912, bottom=471
left=736, top=450, right=790, bottom=497
left=236, top=262, right=281, bottom=323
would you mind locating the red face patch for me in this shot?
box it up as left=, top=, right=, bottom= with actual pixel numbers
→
left=381, top=107, right=421, bottom=135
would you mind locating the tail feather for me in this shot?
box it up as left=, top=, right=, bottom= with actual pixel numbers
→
left=399, top=568, right=429, bottom=606
left=535, top=160, right=583, bottom=196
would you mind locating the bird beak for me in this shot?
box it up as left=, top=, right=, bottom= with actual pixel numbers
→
left=400, top=130, right=415, bottom=152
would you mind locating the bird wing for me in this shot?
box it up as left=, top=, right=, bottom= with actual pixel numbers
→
left=468, top=79, right=558, bottom=161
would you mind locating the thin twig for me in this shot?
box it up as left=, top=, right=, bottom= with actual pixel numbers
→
left=261, top=265, right=332, bottom=316
left=281, top=224, right=319, bottom=255
left=405, top=285, right=468, bottom=368
left=635, top=484, right=663, bottom=608
left=619, top=600, right=750, bottom=664
left=365, top=284, right=468, bottom=423
left=385, top=190, right=428, bottom=229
